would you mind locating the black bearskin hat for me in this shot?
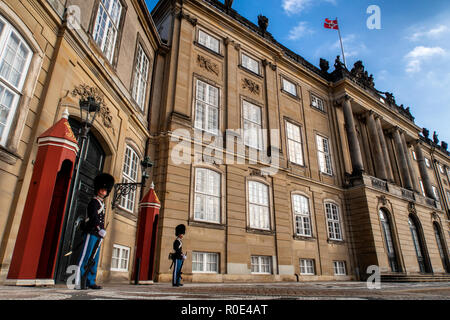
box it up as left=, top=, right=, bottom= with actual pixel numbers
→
left=175, top=224, right=186, bottom=236
left=93, top=173, right=115, bottom=197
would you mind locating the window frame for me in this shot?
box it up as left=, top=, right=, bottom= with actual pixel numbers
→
left=285, top=121, right=304, bottom=166
left=192, top=251, right=220, bottom=274
left=333, top=261, right=347, bottom=276
left=0, top=15, right=33, bottom=147
left=111, top=244, right=130, bottom=272
left=425, top=157, right=431, bottom=168
left=325, top=202, right=343, bottom=241
left=242, top=99, right=264, bottom=151
left=194, top=78, right=220, bottom=136
left=193, top=167, right=222, bottom=224
left=292, top=194, right=312, bottom=237
left=281, top=76, right=298, bottom=97
left=251, top=256, right=272, bottom=274
left=131, top=39, right=151, bottom=111
left=247, top=180, right=271, bottom=231
left=119, top=145, right=140, bottom=213
left=197, top=29, right=221, bottom=55
left=240, top=52, right=260, bottom=75
left=316, top=134, right=333, bottom=176
left=432, top=185, right=440, bottom=202
left=90, top=0, right=127, bottom=66
left=299, top=259, right=316, bottom=275
left=310, top=93, right=325, bottom=112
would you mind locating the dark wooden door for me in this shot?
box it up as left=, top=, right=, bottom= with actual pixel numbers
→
left=55, top=118, right=105, bottom=283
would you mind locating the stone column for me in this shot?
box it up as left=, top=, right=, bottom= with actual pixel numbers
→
left=414, top=141, right=435, bottom=199
left=366, top=111, right=387, bottom=180
left=375, top=116, right=394, bottom=182
left=341, top=95, right=364, bottom=175
left=401, top=132, right=419, bottom=193
left=392, top=127, right=413, bottom=190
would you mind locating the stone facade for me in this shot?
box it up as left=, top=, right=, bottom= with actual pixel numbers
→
left=0, top=0, right=449, bottom=286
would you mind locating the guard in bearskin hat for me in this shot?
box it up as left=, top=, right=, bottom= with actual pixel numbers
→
left=75, top=173, right=114, bottom=290
left=172, top=224, right=186, bottom=287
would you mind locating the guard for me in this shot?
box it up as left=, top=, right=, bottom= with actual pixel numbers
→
left=172, top=224, right=186, bottom=287
left=75, top=173, right=114, bottom=290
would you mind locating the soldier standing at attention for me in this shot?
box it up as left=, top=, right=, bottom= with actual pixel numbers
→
left=172, top=224, right=186, bottom=287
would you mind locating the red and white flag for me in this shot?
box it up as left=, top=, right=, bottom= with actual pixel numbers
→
left=324, top=18, right=339, bottom=30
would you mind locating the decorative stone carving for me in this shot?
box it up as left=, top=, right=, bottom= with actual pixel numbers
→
left=350, top=61, right=375, bottom=88
left=242, top=78, right=260, bottom=95
left=334, top=55, right=344, bottom=71
left=441, top=141, right=448, bottom=151
left=422, top=128, right=430, bottom=140
left=257, top=15, right=269, bottom=33
left=384, top=92, right=396, bottom=106
left=320, top=58, right=330, bottom=74
left=433, top=131, right=439, bottom=145
left=378, top=195, right=388, bottom=206
left=177, top=10, right=197, bottom=26
left=262, top=59, right=277, bottom=71
left=197, top=55, right=219, bottom=76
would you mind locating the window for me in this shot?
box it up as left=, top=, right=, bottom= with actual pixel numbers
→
left=439, top=164, right=445, bottom=174
left=412, top=150, right=417, bottom=160
left=311, top=94, right=325, bottom=112
left=286, top=122, right=304, bottom=166
left=432, top=186, right=440, bottom=202
left=194, top=79, right=219, bottom=135
left=248, top=181, right=270, bottom=230
left=131, top=44, right=149, bottom=110
left=333, top=261, right=347, bottom=275
left=447, top=191, right=450, bottom=205
left=425, top=158, right=431, bottom=168
left=198, top=30, right=220, bottom=54
left=316, top=135, right=333, bottom=175
left=243, top=100, right=263, bottom=150
left=419, top=180, right=426, bottom=196
left=111, top=244, right=130, bottom=271
left=251, top=256, right=272, bottom=274
left=282, top=78, right=297, bottom=96
left=0, top=16, right=32, bottom=146
left=241, top=53, right=259, bottom=74
left=194, top=168, right=221, bottom=223
left=300, top=259, right=315, bottom=275
left=325, top=203, right=342, bottom=241
left=379, top=209, right=399, bottom=272
left=192, top=252, right=219, bottom=273
left=120, top=146, right=139, bottom=212
left=92, top=0, right=123, bottom=63
left=292, top=194, right=311, bottom=237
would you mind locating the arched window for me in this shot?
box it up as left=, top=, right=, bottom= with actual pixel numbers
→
left=379, top=209, right=399, bottom=272
left=0, top=15, right=32, bottom=146
left=408, top=216, right=430, bottom=273
left=325, top=202, right=342, bottom=240
left=292, top=194, right=311, bottom=237
left=193, top=168, right=221, bottom=223
left=248, top=181, right=270, bottom=230
left=119, top=145, right=140, bottom=212
left=433, top=222, right=450, bottom=273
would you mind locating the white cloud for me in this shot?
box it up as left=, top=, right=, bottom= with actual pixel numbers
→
left=282, top=0, right=336, bottom=15
left=408, top=25, right=449, bottom=41
left=405, top=46, right=446, bottom=73
left=287, top=21, right=315, bottom=40
left=331, top=34, right=367, bottom=58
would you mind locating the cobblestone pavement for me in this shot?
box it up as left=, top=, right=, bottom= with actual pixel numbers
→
left=0, top=281, right=449, bottom=300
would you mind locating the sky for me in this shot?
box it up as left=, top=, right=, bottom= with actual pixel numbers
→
left=145, top=0, right=450, bottom=144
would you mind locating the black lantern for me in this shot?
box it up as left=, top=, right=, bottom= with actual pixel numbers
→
left=111, top=156, right=154, bottom=209
left=78, top=96, right=100, bottom=139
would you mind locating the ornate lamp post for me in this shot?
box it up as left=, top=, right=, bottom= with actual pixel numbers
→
left=111, top=156, right=153, bottom=209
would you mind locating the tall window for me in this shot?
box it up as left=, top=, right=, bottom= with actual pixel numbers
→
left=0, top=16, right=32, bottom=146
left=131, top=44, right=149, bottom=110
left=419, top=180, right=425, bottom=196
left=120, top=146, right=139, bottom=212
left=194, top=168, right=221, bottom=223
left=194, top=79, right=219, bottom=135
left=111, top=244, right=130, bottom=272
left=311, top=94, right=325, bottom=112
left=300, top=259, right=315, bottom=275
left=379, top=209, right=399, bottom=272
left=243, top=100, right=263, bottom=150
left=292, top=194, right=311, bottom=237
left=434, top=223, right=450, bottom=273
left=93, top=0, right=123, bottom=63
left=198, top=30, right=220, bottom=54
left=286, top=122, right=304, bottom=165
left=325, top=202, right=342, bottom=240
left=241, top=53, right=259, bottom=74
left=408, top=217, right=426, bottom=273
left=248, top=181, right=270, bottom=230
left=333, top=261, right=347, bottom=275
left=282, top=78, right=297, bottom=96
left=316, top=135, right=332, bottom=175
left=432, top=186, right=440, bottom=202
left=251, top=256, right=272, bottom=274
left=192, top=252, right=219, bottom=273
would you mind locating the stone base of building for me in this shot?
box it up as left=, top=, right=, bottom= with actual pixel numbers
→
left=4, top=278, right=55, bottom=287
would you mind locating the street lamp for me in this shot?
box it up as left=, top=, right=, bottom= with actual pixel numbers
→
left=111, top=156, right=153, bottom=209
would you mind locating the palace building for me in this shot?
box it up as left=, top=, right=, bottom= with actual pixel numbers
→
left=0, top=0, right=449, bottom=286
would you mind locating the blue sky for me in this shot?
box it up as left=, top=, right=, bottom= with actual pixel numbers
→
left=145, top=0, right=450, bottom=144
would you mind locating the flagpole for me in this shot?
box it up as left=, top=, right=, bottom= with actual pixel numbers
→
left=336, top=17, right=347, bottom=68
